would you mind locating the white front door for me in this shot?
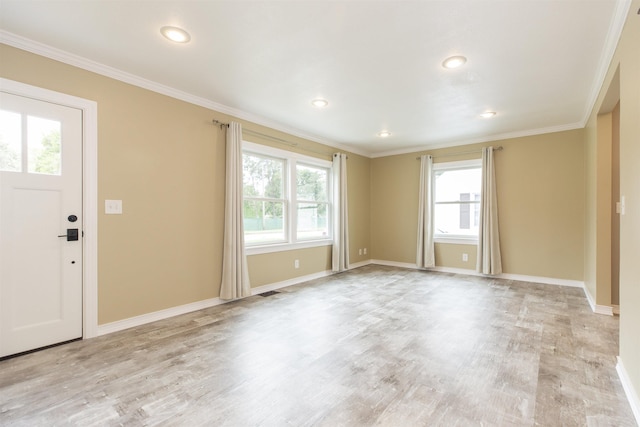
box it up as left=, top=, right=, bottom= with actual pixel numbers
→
left=0, top=91, right=83, bottom=358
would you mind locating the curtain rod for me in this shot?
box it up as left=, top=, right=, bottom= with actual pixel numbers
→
left=212, top=119, right=345, bottom=158
left=212, top=119, right=229, bottom=129
left=415, top=146, right=503, bottom=160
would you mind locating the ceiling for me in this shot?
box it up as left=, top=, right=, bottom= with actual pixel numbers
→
left=0, top=1, right=629, bottom=157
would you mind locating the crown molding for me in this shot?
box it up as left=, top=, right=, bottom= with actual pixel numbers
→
left=1, top=0, right=630, bottom=162
left=0, top=30, right=371, bottom=158
left=580, top=0, right=632, bottom=125
left=369, top=121, right=584, bottom=158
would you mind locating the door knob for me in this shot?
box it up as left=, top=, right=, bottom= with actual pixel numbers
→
left=58, top=229, right=79, bottom=241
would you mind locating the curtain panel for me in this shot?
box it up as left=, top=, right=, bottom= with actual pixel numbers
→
left=477, top=146, right=502, bottom=275
left=416, top=154, right=436, bottom=268
left=332, top=153, right=349, bottom=272
left=220, top=121, right=251, bottom=299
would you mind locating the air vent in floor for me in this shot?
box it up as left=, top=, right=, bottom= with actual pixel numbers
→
left=258, top=290, right=280, bottom=297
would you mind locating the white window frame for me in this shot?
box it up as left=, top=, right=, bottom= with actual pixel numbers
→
left=242, top=141, right=333, bottom=255
left=433, top=159, right=482, bottom=245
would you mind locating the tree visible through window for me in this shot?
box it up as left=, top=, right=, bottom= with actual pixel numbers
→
left=242, top=142, right=333, bottom=249
left=31, top=129, right=61, bottom=175
left=296, top=164, right=329, bottom=240
left=0, top=111, right=61, bottom=175
left=242, top=153, right=285, bottom=245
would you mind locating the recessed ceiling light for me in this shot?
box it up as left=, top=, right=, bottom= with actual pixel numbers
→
left=311, top=98, right=329, bottom=108
left=480, top=111, right=497, bottom=118
left=160, top=26, right=191, bottom=43
left=442, top=55, right=467, bottom=69
left=377, top=131, right=392, bottom=138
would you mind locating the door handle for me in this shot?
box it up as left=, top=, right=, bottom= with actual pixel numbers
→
left=58, top=229, right=79, bottom=241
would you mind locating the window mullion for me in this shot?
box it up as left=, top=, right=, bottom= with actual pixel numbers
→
left=289, top=159, right=296, bottom=244
left=435, top=201, right=480, bottom=205
left=242, top=142, right=333, bottom=251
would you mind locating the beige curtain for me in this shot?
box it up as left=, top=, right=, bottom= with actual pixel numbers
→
left=477, top=146, right=502, bottom=275
left=332, top=153, right=349, bottom=272
left=416, top=154, right=435, bottom=268
left=220, top=122, right=251, bottom=299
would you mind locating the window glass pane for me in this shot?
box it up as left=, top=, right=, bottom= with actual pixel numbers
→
left=434, top=203, right=479, bottom=236
left=0, top=110, right=22, bottom=172
left=243, top=153, right=284, bottom=198
left=243, top=200, right=285, bottom=245
left=297, top=202, right=328, bottom=240
left=434, top=165, right=481, bottom=238
left=434, top=168, right=481, bottom=202
left=27, top=116, right=61, bottom=175
left=296, top=164, right=328, bottom=202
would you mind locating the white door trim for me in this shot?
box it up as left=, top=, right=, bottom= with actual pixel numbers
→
left=0, top=78, right=98, bottom=339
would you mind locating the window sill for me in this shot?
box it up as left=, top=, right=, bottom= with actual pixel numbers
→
left=246, top=239, right=333, bottom=255
left=434, top=237, right=478, bottom=245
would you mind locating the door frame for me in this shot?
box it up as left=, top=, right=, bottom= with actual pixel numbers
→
left=1, top=78, right=98, bottom=339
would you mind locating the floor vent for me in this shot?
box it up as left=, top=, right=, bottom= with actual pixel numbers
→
left=258, top=290, right=280, bottom=297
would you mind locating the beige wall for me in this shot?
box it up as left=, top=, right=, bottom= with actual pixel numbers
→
left=596, top=112, right=613, bottom=305
left=611, top=102, right=620, bottom=306
left=0, top=44, right=370, bottom=324
left=3, top=3, right=640, bottom=409
left=371, top=130, right=585, bottom=280
left=585, top=0, right=640, bottom=406
left=583, top=114, right=598, bottom=299
left=248, top=246, right=331, bottom=287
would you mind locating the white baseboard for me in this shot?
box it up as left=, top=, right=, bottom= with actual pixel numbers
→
left=582, top=284, right=616, bottom=316
left=370, top=259, right=417, bottom=269
left=369, top=259, right=585, bottom=289
left=348, top=259, right=373, bottom=269
left=583, top=285, right=597, bottom=312
left=97, top=297, right=226, bottom=336
left=251, top=270, right=333, bottom=295
left=617, top=357, right=640, bottom=425
left=97, top=270, right=335, bottom=336
left=594, top=304, right=615, bottom=316
left=497, top=272, right=583, bottom=288
left=96, top=261, right=604, bottom=336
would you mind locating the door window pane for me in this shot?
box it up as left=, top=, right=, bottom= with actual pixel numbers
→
left=0, top=110, right=22, bottom=172
left=28, top=116, right=61, bottom=175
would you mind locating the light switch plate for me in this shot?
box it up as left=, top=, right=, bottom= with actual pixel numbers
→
left=105, top=199, right=123, bottom=214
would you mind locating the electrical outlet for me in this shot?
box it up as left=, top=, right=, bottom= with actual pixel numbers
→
left=364, top=248, right=367, bottom=255
left=359, top=249, right=362, bottom=255
left=294, top=259, right=300, bottom=269
left=462, top=253, right=468, bottom=262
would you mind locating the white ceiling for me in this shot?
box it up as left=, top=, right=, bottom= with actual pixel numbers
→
left=0, top=1, right=629, bottom=157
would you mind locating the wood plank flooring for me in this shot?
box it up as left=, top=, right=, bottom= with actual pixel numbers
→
left=0, top=265, right=636, bottom=426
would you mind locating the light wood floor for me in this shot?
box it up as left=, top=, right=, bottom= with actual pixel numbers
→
left=0, top=265, right=635, bottom=426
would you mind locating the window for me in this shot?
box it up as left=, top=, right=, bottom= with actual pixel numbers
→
left=296, top=164, right=329, bottom=240
left=242, top=152, right=286, bottom=245
left=242, top=141, right=332, bottom=253
left=433, top=159, right=482, bottom=242
left=0, top=111, right=62, bottom=175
